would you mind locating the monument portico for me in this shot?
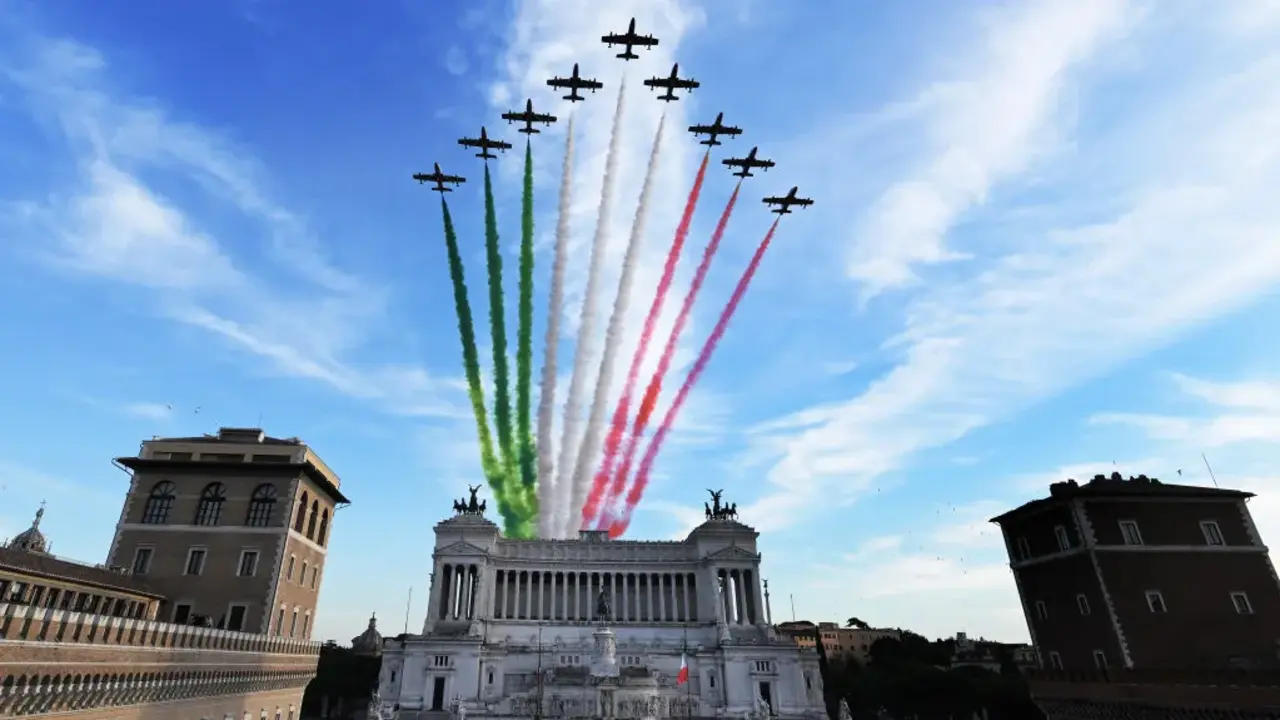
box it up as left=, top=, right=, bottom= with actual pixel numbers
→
left=377, top=490, right=825, bottom=720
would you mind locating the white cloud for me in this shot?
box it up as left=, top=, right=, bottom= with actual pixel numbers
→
left=848, top=0, right=1138, bottom=297
left=743, top=3, right=1280, bottom=532
left=445, top=45, right=468, bottom=76
left=1091, top=375, right=1280, bottom=447
left=788, top=503, right=1026, bottom=640
left=2, top=33, right=462, bottom=418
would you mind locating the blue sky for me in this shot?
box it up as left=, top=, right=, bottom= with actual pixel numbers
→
left=2, top=0, right=1279, bottom=644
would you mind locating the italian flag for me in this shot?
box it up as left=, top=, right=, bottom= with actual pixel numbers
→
left=677, top=653, right=689, bottom=685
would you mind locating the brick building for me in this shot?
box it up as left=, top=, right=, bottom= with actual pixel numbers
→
left=109, top=427, right=349, bottom=637
left=0, top=427, right=349, bottom=719
left=992, top=473, right=1280, bottom=718
left=774, top=620, right=901, bottom=665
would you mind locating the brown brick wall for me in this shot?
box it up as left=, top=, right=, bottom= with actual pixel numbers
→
left=1096, top=550, right=1280, bottom=668
left=1015, top=553, right=1124, bottom=670
left=1084, top=498, right=1252, bottom=547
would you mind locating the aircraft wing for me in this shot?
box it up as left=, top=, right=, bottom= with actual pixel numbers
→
left=532, top=112, right=556, bottom=123
left=762, top=196, right=787, bottom=205
left=794, top=198, right=814, bottom=207
left=580, top=78, right=604, bottom=89
left=492, top=139, right=513, bottom=150
left=722, top=158, right=747, bottom=167
left=443, top=174, right=465, bottom=183
left=601, top=32, right=630, bottom=44
left=759, top=159, right=776, bottom=169
left=689, top=123, right=717, bottom=134
left=644, top=77, right=671, bottom=88
left=458, top=138, right=481, bottom=148
left=546, top=77, right=570, bottom=88
left=672, top=79, right=700, bottom=89
left=720, top=126, right=743, bottom=136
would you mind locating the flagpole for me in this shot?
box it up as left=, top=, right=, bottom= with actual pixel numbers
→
left=684, top=627, right=690, bottom=720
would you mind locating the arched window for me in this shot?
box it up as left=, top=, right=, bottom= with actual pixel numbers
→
left=142, top=481, right=176, bottom=524
left=293, top=491, right=309, bottom=532
left=194, top=482, right=227, bottom=526
left=316, top=508, right=330, bottom=546
left=306, top=500, right=319, bottom=539
left=245, top=484, right=278, bottom=527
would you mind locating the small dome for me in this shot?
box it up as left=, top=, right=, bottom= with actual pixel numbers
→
left=351, top=613, right=383, bottom=655
left=7, top=503, right=49, bottom=554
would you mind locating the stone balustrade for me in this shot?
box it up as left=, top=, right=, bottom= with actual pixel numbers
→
left=0, top=602, right=322, bottom=718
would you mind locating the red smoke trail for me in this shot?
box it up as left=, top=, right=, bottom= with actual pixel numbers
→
left=594, top=183, right=743, bottom=530
left=607, top=217, right=782, bottom=538
left=580, top=150, right=712, bottom=528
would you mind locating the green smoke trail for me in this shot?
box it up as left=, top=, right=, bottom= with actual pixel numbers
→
left=481, top=166, right=533, bottom=535
left=516, top=141, right=537, bottom=498
left=439, top=197, right=517, bottom=529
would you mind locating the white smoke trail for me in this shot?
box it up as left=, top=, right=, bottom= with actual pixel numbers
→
left=568, top=111, right=668, bottom=535
left=536, top=114, right=576, bottom=540
left=553, top=78, right=628, bottom=538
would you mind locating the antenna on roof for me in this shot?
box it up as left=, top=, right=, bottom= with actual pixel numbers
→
left=1202, top=453, right=1220, bottom=489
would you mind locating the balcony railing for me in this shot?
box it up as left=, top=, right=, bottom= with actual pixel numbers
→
left=0, top=602, right=320, bottom=656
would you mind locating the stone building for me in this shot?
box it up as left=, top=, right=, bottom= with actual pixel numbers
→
left=773, top=621, right=901, bottom=666
left=0, top=427, right=349, bottom=719
left=992, top=473, right=1280, bottom=718
left=377, top=490, right=826, bottom=720
left=108, top=427, right=349, bottom=636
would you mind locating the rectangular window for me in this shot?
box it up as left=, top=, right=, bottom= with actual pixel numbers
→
left=1231, top=592, right=1254, bottom=615
left=276, top=606, right=286, bottom=636
left=173, top=603, right=192, bottom=624
left=1146, top=590, right=1167, bottom=613
left=1093, top=650, right=1108, bottom=669
left=1048, top=651, right=1063, bottom=670
left=184, top=548, right=207, bottom=576
left=311, top=566, right=319, bottom=590
left=201, top=452, right=244, bottom=462
left=302, top=613, right=311, bottom=639
left=301, top=561, right=309, bottom=585
left=1201, top=521, right=1225, bottom=546
left=1035, top=600, right=1048, bottom=620
left=290, top=608, right=299, bottom=637
left=287, top=555, right=296, bottom=580
left=227, top=604, right=247, bottom=632
left=238, top=550, right=259, bottom=577
left=1119, top=520, right=1143, bottom=546
left=1076, top=594, right=1091, bottom=616
left=1017, top=536, right=1031, bottom=560
left=132, top=547, right=154, bottom=575
left=1054, top=525, right=1070, bottom=551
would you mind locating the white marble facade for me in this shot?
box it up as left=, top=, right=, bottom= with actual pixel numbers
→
left=378, top=509, right=826, bottom=720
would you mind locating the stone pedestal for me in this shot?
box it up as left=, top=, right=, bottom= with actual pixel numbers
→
left=591, top=625, right=619, bottom=678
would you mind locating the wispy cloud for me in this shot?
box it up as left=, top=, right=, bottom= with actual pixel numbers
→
left=1091, top=374, right=1280, bottom=448
left=741, top=1, right=1280, bottom=531
left=1, top=32, right=462, bottom=418
left=444, top=45, right=468, bottom=76
left=120, top=402, right=173, bottom=420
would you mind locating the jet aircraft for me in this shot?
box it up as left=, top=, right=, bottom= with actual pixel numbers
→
left=763, top=187, right=814, bottom=215
left=644, top=63, right=699, bottom=102
left=688, top=112, right=743, bottom=146
left=546, top=63, right=603, bottom=102
left=457, top=127, right=513, bottom=160
left=722, top=146, right=775, bottom=178
left=412, top=163, right=466, bottom=193
left=501, top=99, right=558, bottom=134
left=602, top=18, right=659, bottom=60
